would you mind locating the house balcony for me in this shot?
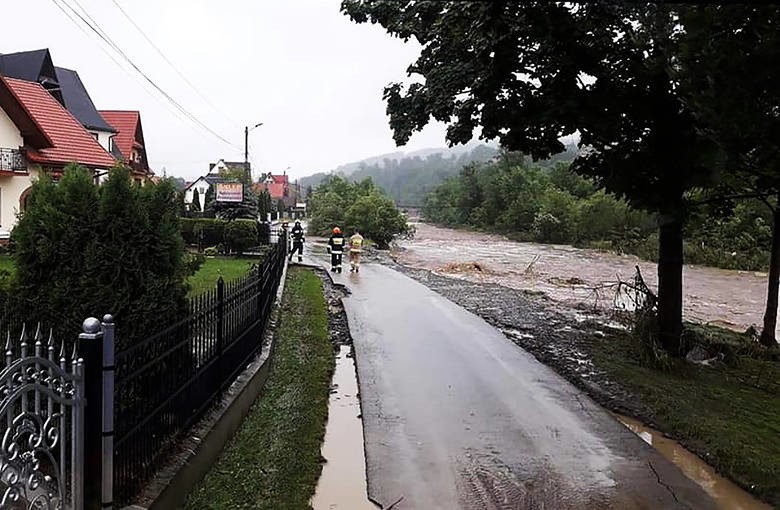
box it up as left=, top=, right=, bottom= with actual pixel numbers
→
left=0, top=148, right=27, bottom=173
left=128, top=159, right=150, bottom=175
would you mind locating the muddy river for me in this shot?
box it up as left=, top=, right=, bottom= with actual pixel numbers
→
left=397, top=223, right=770, bottom=335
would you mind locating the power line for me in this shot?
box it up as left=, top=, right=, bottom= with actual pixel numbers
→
left=52, top=0, right=239, bottom=149
left=50, top=0, right=191, bottom=127
left=109, top=0, right=241, bottom=129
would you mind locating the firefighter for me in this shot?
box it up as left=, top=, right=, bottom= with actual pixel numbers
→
left=289, top=220, right=305, bottom=262
left=327, top=226, right=345, bottom=273
left=349, top=229, right=364, bottom=273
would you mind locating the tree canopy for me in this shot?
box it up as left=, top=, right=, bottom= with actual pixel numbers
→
left=341, top=1, right=740, bottom=354
left=308, top=176, right=410, bottom=248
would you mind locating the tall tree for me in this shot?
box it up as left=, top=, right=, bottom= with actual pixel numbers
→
left=342, top=1, right=719, bottom=354
left=681, top=5, right=780, bottom=346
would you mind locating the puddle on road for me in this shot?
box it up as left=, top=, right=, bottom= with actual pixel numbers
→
left=312, top=345, right=378, bottom=510
left=616, top=415, right=771, bottom=510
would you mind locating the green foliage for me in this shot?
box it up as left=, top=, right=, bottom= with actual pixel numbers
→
left=299, top=145, right=499, bottom=206
left=190, top=188, right=201, bottom=212
left=345, top=191, right=409, bottom=248
left=224, top=221, right=257, bottom=254
left=308, top=176, right=409, bottom=247
left=11, top=165, right=187, bottom=349
left=204, top=185, right=215, bottom=210
left=181, top=218, right=226, bottom=247
left=208, top=193, right=258, bottom=222
left=183, top=252, right=206, bottom=278
left=257, top=190, right=272, bottom=219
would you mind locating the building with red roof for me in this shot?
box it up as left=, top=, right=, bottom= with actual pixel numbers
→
left=0, top=73, right=115, bottom=237
left=99, top=110, right=153, bottom=183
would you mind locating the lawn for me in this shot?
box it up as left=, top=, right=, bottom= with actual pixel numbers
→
left=186, top=256, right=258, bottom=297
left=589, top=330, right=780, bottom=507
left=184, top=267, right=334, bottom=510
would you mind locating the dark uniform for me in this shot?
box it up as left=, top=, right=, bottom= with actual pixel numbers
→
left=289, top=222, right=305, bottom=262
left=328, top=230, right=345, bottom=273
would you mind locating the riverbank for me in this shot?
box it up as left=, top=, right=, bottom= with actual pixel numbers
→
left=385, top=261, right=779, bottom=508
left=184, top=267, right=334, bottom=509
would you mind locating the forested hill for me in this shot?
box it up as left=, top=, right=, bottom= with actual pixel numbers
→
left=299, top=144, right=499, bottom=206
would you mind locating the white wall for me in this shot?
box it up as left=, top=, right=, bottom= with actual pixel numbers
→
left=184, top=178, right=210, bottom=211
left=0, top=108, right=23, bottom=149
left=88, top=130, right=114, bottom=153
left=0, top=170, right=34, bottom=239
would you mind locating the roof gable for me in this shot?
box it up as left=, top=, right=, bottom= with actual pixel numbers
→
left=98, top=110, right=140, bottom=160
left=0, top=74, right=52, bottom=148
left=5, top=77, right=115, bottom=168
left=55, top=67, right=114, bottom=133
left=0, top=49, right=62, bottom=103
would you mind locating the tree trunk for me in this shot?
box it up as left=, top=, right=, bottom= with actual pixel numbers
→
left=759, top=200, right=780, bottom=348
left=657, top=213, right=684, bottom=355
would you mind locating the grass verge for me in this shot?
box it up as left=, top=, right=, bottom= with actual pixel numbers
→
left=184, top=267, right=334, bottom=510
left=187, top=257, right=258, bottom=297
left=589, top=330, right=780, bottom=507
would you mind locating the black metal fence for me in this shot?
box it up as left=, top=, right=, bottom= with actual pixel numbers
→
left=113, top=235, right=287, bottom=505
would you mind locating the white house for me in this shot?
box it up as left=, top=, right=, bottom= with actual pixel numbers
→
left=0, top=74, right=115, bottom=238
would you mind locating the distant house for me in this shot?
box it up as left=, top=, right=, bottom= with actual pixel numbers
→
left=0, top=74, right=115, bottom=238
left=99, top=111, right=153, bottom=183
left=209, top=159, right=251, bottom=180
left=255, top=172, right=300, bottom=208
left=183, top=173, right=224, bottom=212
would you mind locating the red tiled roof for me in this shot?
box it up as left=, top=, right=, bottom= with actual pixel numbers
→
left=98, top=110, right=139, bottom=161
left=4, top=77, right=115, bottom=169
left=267, top=182, right=286, bottom=199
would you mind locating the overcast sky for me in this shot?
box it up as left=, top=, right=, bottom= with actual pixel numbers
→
left=5, top=0, right=452, bottom=181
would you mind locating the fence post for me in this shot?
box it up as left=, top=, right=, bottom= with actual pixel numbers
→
left=216, top=276, right=225, bottom=357
left=78, top=317, right=105, bottom=510
left=101, top=314, right=115, bottom=510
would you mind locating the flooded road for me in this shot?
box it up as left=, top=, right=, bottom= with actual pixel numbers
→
left=312, top=345, right=377, bottom=510
left=397, top=223, right=771, bottom=335
left=616, top=415, right=772, bottom=510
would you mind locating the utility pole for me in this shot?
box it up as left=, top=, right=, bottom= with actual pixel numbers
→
left=245, top=122, right=263, bottom=183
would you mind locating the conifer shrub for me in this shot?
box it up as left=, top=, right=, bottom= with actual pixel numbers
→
left=11, top=165, right=188, bottom=350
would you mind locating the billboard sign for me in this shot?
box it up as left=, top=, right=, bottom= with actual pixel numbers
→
left=216, top=182, right=243, bottom=203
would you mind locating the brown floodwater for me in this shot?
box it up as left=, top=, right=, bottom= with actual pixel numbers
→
left=312, top=345, right=378, bottom=510
left=616, top=415, right=771, bottom=510
left=398, top=223, right=772, bottom=335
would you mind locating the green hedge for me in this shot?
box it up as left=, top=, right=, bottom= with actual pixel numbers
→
left=180, top=218, right=259, bottom=253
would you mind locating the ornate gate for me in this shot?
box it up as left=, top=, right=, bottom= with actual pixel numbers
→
left=0, top=326, right=85, bottom=510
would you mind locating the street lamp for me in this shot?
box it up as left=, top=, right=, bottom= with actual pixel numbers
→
left=244, top=122, right=263, bottom=182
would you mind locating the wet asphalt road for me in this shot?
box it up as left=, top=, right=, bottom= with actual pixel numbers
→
left=309, top=256, right=715, bottom=510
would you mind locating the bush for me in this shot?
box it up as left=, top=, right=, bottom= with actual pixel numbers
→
left=183, top=252, right=206, bottom=277
left=11, top=165, right=187, bottom=349
left=180, top=218, right=227, bottom=247
left=224, top=220, right=257, bottom=254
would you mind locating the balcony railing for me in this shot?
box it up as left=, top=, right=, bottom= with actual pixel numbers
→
left=0, top=148, right=26, bottom=173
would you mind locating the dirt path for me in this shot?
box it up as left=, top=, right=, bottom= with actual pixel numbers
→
left=397, top=223, right=769, bottom=334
